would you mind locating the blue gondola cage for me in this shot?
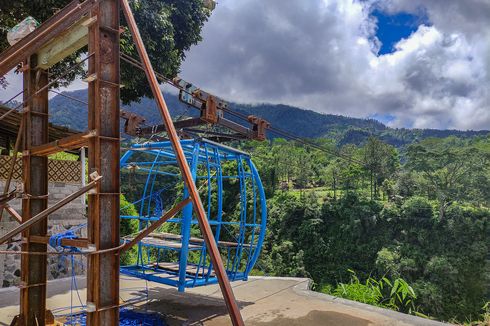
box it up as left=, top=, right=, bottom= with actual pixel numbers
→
left=120, top=139, right=267, bottom=291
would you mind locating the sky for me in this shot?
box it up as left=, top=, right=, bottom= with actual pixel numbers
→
left=1, top=0, right=489, bottom=130
left=179, top=0, right=490, bottom=130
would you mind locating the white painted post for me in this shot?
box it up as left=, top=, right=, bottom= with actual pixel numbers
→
left=80, top=146, right=86, bottom=205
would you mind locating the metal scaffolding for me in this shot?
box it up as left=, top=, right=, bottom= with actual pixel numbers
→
left=0, top=0, right=244, bottom=324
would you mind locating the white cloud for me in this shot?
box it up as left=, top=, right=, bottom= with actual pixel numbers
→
left=1, top=0, right=487, bottom=130
left=179, top=0, right=490, bottom=130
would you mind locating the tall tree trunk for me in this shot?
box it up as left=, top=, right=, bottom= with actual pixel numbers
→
left=370, top=171, right=373, bottom=200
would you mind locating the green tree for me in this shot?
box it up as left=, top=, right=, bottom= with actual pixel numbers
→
left=0, top=0, right=211, bottom=103
left=362, top=137, right=399, bottom=200
left=406, top=139, right=488, bottom=219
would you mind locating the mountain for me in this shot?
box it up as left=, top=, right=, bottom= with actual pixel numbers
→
left=48, top=89, right=489, bottom=147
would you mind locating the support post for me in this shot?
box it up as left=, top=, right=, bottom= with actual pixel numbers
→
left=178, top=142, right=200, bottom=292
left=121, top=1, right=244, bottom=324
left=86, top=0, right=120, bottom=324
left=81, top=147, right=86, bottom=205
left=20, top=55, right=49, bottom=325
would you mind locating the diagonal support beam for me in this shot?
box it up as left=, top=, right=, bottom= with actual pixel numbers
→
left=0, top=189, right=17, bottom=207
left=28, top=130, right=96, bottom=156
left=0, top=174, right=101, bottom=245
left=120, top=1, right=244, bottom=324
left=121, top=198, right=191, bottom=252
left=4, top=205, right=22, bottom=224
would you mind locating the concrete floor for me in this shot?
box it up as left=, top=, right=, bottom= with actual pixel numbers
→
left=0, top=276, right=450, bottom=325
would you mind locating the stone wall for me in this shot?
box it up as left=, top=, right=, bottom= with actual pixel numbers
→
left=0, top=157, right=87, bottom=287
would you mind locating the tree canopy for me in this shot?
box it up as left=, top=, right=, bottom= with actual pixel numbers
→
left=235, top=135, right=490, bottom=323
left=0, top=0, right=211, bottom=102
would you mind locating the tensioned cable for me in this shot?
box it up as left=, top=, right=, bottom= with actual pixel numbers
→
left=266, top=127, right=366, bottom=167
left=121, top=52, right=367, bottom=168
left=49, top=89, right=88, bottom=106
left=49, top=88, right=154, bottom=130
left=1, top=90, right=24, bottom=107
left=0, top=53, right=94, bottom=122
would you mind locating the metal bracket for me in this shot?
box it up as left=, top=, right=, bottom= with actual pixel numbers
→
left=247, top=115, right=270, bottom=141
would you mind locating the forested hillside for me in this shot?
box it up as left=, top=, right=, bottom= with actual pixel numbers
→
left=117, top=132, right=490, bottom=324
left=242, top=136, right=490, bottom=324
left=43, top=90, right=490, bottom=323
left=38, top=89, right=490, bottom=147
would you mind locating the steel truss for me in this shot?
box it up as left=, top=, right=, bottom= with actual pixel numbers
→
left=0, top=0, right=244, bottom=324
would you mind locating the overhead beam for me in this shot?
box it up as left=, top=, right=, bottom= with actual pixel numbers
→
left=28, top=130, right=96, bottom=156
left=0, top=0, right=100, bottom=76
left=137, top=117, right=204, bottom=135
left=27, top=235, right=89, bottom=248
left=36, top=17, right=94, bottom=69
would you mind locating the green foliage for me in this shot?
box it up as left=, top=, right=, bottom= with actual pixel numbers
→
left=119, top=0, right=210, bottom=103
left=48, top=152, right=79, bottom=161
left=251, top=135, right=490, bottom=324
left=120, top=194, right=138, bottom=265
left=406, top=138, right=490, bottom=218
left=322, top=270, right=417, bottom=314
left=0, top=0, right=210, bottom=102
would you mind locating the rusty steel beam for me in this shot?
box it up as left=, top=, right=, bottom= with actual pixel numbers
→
left=120, top=1, right=244, bottom=325
left=137, top=117, right=204, bottom=135
left=120, top=109, right=146, bottom=136
left=218, top=118, right=254, bottom=138
left=27, top=235, right=89, bottom=248
left=4, top=205, right=22, bottom=224
left=0, top=174, right=101, bottom=245
left=248, top=116, right=270, bottom=141
left=121, top=198, right=191, bottom=252
left=86, top=0, right=121, bottom=324
left=0, top=0, right=100, bottom=77
left=138, top=116, right=253, bottom=140
left=28, top=130, right=96, bottom=156
left=19, top=56, right=49, bottom=325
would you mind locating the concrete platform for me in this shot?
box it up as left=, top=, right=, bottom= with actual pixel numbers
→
left=0, top=276, right=449, bottom=325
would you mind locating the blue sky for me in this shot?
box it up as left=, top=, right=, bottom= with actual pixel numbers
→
left=368, top=9, right=427, bottom=127
left=179, top=0, right=490, bottom=130
left=371, top=9, right=428, bottom=55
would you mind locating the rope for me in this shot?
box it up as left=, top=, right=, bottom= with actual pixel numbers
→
left=0, top=90, right=24, bottom=107
left=45, top=224, right=155, bottom=324
left=48, top=223, right=86, bottom=251
left=0, top=53, right=94, bottom=122
left=59, top=307, right=166, bottom=325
